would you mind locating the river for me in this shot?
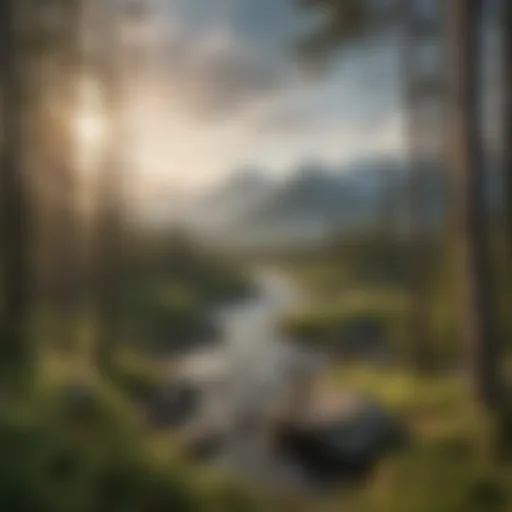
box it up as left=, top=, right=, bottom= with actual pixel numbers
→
left=176, top=267, right=327, bottom=486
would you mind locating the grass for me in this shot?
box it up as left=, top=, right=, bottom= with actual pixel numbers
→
left=279, top=288, right=409, bottom=355
left=1, top=347, right=272, bottom=512
left=6, top=327, right=512, bottom=511
left=320, top=364, right=468, bottom=429
left=5, top=236, right=510, bottom=511
left=346, top=441, right=512, bottom=512
left=313, top=362, right=512, bottom=511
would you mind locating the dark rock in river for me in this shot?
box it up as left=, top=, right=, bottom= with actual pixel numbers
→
left=272, top=393, right=407, bottom=484
left=148, top=381, right=200, bottom=429
left=182, top=430, right=227, bottom=461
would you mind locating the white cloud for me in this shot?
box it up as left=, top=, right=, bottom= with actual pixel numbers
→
left=125, top=0, right=404, bottom=199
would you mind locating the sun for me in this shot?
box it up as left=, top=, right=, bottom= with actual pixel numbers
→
left=75, top=75, right=107, bottom=157
left=76, top=111, right=105, bottom=147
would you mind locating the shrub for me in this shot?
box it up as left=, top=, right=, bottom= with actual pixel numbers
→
left=280, top=290, right=408, bottom=355
left=109, top=354, right=166, bottom=402
left=0, top=384, right=208, bottom=512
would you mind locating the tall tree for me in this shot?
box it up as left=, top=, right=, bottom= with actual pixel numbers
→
left=400, top=0, right=446, bottom=371
left=93, top=0, right=148, bottom=373
left=18, top=0, right=86, bottom=351
left=49, top=0, right=84, bottom=350
left=504, top=0, right=512, bottom=255
left=446, top=0, right=500, bottom=408
left=297, top=0, right=439, bottom=371
left=90, top=0, right=119, bottom=373
left=0, top=0, right=32, bottom=382
left=93, top=0, right=143, bottom=372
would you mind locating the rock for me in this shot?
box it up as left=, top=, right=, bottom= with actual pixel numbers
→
left=182, top=430, right=227, bottom=461
left=148, top=381, right=200, bottom=429
left=273, top=394, right=407, bottom=483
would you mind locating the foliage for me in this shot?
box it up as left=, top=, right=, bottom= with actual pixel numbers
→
left=280, top=227, right=464, bottom=367
left=123, top=228, right=253, bottom=353
left=0, top=386, right=194, bottom=511
left=108, top=351, right=168, bottom=403
left=129, top=228, right=252, bottom=304
left=297, top=0, right=368, bottom=66
left=126, top=283, right=212, bottom=352
left=328, top=231, right=413, bottom=288
left=317, top=365, right=512, bottom=511
left=0, top=377, right=273, bottom=512
left=280, top=289, right=408, bottom=354
left=322, top=364, right=467, bottom=418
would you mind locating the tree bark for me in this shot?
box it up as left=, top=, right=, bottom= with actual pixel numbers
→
left=49, top=0, right=84, bottom=351
left=0, top=0, right=32, bottom=378
left=94, top=0, right=124, bottom=373
left=400, top=0, right=441, bottom=372
left=446, top=0, right=500, bottom=409
left=504, top=0, right=512, bottom=255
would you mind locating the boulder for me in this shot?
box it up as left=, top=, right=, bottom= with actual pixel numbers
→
left=182, top=430, right=227, bottom=461
left=273, top=393, right=407, bottom=483
left=148, top=381, right=200, bottom=429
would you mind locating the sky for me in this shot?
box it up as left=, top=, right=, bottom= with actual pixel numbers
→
left=111, top=0, right=503, bottom=227
left=124, top=0, right=406, bottom=202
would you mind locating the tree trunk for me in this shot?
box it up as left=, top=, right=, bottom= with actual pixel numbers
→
left=0, top=0, right=32, bottom=380
left=446, top=0, right=500, bottom=409
left=400, top=0, right=441, bottom=372
left=504, top=0, right=512, bottom=255
left=94, top=0, right=124, bottom=373
left=93, top=0, right=146, bottom=373
left=50, top=0, right=84, bottom=351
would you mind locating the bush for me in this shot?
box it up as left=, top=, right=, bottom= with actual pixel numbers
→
left=279, top=290, right=408, bottom=355
left=109, top=354, right=166, bottom=402
left=126, top=284, right=213, bottom=352
left=0, top=384, right=213, bottom=512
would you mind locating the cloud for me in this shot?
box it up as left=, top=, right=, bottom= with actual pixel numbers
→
left=157, top=0, right=401, bottom=124
left=153, top=0, right=302, bottom=119
left=186, top=31, right=286, bottom=116
left=127, top=0, right=405, bottom=195
left=153, top=27, right=287, bottom=119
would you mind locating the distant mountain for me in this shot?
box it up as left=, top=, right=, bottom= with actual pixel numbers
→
left=245, top=162, right=341, bottom=223
left=187, top=157, right=452, bottom=249
left=186, top=167, right=274, bottom=236
left=207, top=168, right=270, bottom=206
left=232, top=159, right=413, bottom=247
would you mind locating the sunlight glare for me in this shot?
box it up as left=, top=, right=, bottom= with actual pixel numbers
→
left=76, top=111, right=105, bottom=147
left=75, top=76, right=107, bottom=153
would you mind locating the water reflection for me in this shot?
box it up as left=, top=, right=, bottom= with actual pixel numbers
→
left=176, top=267, right=327, bottom=485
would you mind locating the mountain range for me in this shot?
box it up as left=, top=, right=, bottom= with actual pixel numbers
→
left=185, top=156, right=471, bottom=249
